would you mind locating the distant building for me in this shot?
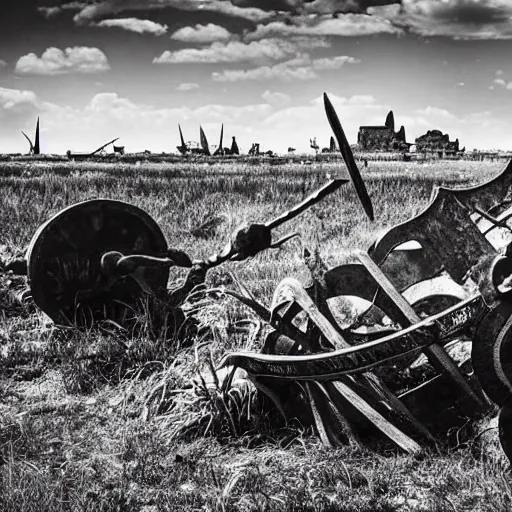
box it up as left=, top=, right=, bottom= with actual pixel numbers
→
left=415, top=129, right=460, bottom=157
left=357, top=111, right=409, bottom=151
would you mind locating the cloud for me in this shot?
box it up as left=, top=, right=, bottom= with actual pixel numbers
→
left=246, top=14, right=402, bottom=39
left=212, top=54, right=360, bottom=82
left=39, top=0, right=512, bottom=40
left=213, top=59, right=317, bottom=82
left=0, top=60, right=6, bottom=68
left=262, top=90, right=291, bottom=105
left=153, top=38, right=326, bottom=64
left=312, top=55, right=361, bottom=69
left=494, top=79, right=512, bottom=90
left=176, top=83, right=200, bottom=91
left=171, top=23, right=231, bottom=43
left=38, top=6, right=62, bottom=18
left=416, top=106, right=455, bottom=119
left=0, top=87, right=41, bottom=113
left=296, top=0, right=402, bottom=15
left=50, top=0, right=402, bottom=23
left=37, top=2, right=88, bottom=18
left=96, top=17, right=168, bottom=35
left=490, top=70, right=512, bottom=90
left=395, top=0, right=512, bottom=40
left=72, top=0, right=272, bottom=25
left=14, top=47, right=110, bottom=76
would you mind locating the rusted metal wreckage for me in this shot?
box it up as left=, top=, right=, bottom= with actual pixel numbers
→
left=177, top=124, right=239, bottom=156
left=66, top=137, right=120, bottom=160
left=22, top=117, right=41, bottom=156
left=16, top=93, right=512, bottom=460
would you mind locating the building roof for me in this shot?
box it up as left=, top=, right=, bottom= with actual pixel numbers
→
left=359, top=126, right=391, bottom=130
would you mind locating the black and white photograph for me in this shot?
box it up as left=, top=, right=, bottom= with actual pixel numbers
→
left=1, top=1, right=512, bottom=510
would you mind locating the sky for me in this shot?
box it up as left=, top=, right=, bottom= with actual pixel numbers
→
left=1, top=0, right=512, bottom=154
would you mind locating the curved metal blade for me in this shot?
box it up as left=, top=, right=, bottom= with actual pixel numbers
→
left=324, top=92, right=374, bottom=221
left=21, top=131, right=34, bottom=153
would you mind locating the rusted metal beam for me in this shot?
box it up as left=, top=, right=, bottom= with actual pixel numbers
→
left=355, top=250, right=489, bottom=413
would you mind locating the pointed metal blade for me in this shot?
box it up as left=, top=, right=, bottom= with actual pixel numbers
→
left=200, top=126, right=211, bottom=156
left=324, top=93, right=374, bottom=221
left=21, top=131, right=34, bottom=153
left=179, top=124, right=186, bottom=147
left=34, top=117, right=40, bottom=155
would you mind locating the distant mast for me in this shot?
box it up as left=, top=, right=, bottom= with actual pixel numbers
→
left=177, top=124, right=188, bottom=154
left=34, top=117, right=40, bottom=155
left=213, top=124, right=224, bottom=156
left=199, top=126, right=210, bottom=156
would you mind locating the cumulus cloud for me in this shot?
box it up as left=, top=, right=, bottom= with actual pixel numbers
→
left=212, top=54, right=360, bottom=82
left=72, top=0, right=272, bottom=25
left=491, top=70, right=512, bottom=90
left=292, top=0, right=402, bottom=15
left=38, top=6, right=62, bottom=18
left=15, top=47, right=111, bottom=75
left=55, top=0, right=402, bottom=23
left=96, top=17, right=168, bottom=35
left=312, top=55, right=361, bottom=69
left=246, top=14, right=402, bottom=39
left=395, top=0, right=512, bottom=40
left=262, top=90, right=292, bottom=105
left=38, top=0, right=512, bottom=40
left=176, top=83, right=200, bottom=91
left=0, top=60, right=7, bottom=68
left=153, top=38, right=326, bottom=64
left=213, top=59, right=317, bottom=82
left=0, top=87, right=41, bottom=113
left=37, top=2, right=88, bottom=18
left=171, top=23, right=231, bottom=43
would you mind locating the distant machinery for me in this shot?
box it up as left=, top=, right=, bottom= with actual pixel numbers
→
left=177, top=125, right=212, bottom=155
left=198, top=126, right=210, bottom=156
left=176, top=124, right=188, bottom=155
left=113, top=145, right=125, bottom=155
left=322, top=136, right=337, bottom=153
left=249, top=143, right=260, bottom=156
left=230, top=136, right=239, bottom=156
left=213, top=124, right=224, bottom=156
left=248, top=143, right=273, bottom=156
left=66, top=138, right=120, bottom=160
left=288, top=147, right=296, bottom=154
left=310, top=137, right=319, bottom=154
left=178, top=124, right=239, bottom=156
left=22, top=117, right=41, bottom=155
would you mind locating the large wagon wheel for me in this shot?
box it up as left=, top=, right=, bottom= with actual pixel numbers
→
left=27, top=199, right=169, bottom=328
left=472, top=301, right=512, bottom=462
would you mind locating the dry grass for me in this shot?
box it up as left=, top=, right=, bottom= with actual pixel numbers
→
left=0, top=159, right=510, bottom=511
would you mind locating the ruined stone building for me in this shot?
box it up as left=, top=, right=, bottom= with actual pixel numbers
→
left=414, top=130, right=459, bottom=156
left=357, top=111, right=409, bottom=151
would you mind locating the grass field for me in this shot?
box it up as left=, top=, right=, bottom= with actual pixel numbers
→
left=1, top=159, right=511, bottom=511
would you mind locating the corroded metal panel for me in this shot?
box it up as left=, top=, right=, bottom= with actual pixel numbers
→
left=371, top=189, right=497, bottom=284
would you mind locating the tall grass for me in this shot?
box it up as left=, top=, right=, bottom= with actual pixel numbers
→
left=0, top=159, right=510, bottom=511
